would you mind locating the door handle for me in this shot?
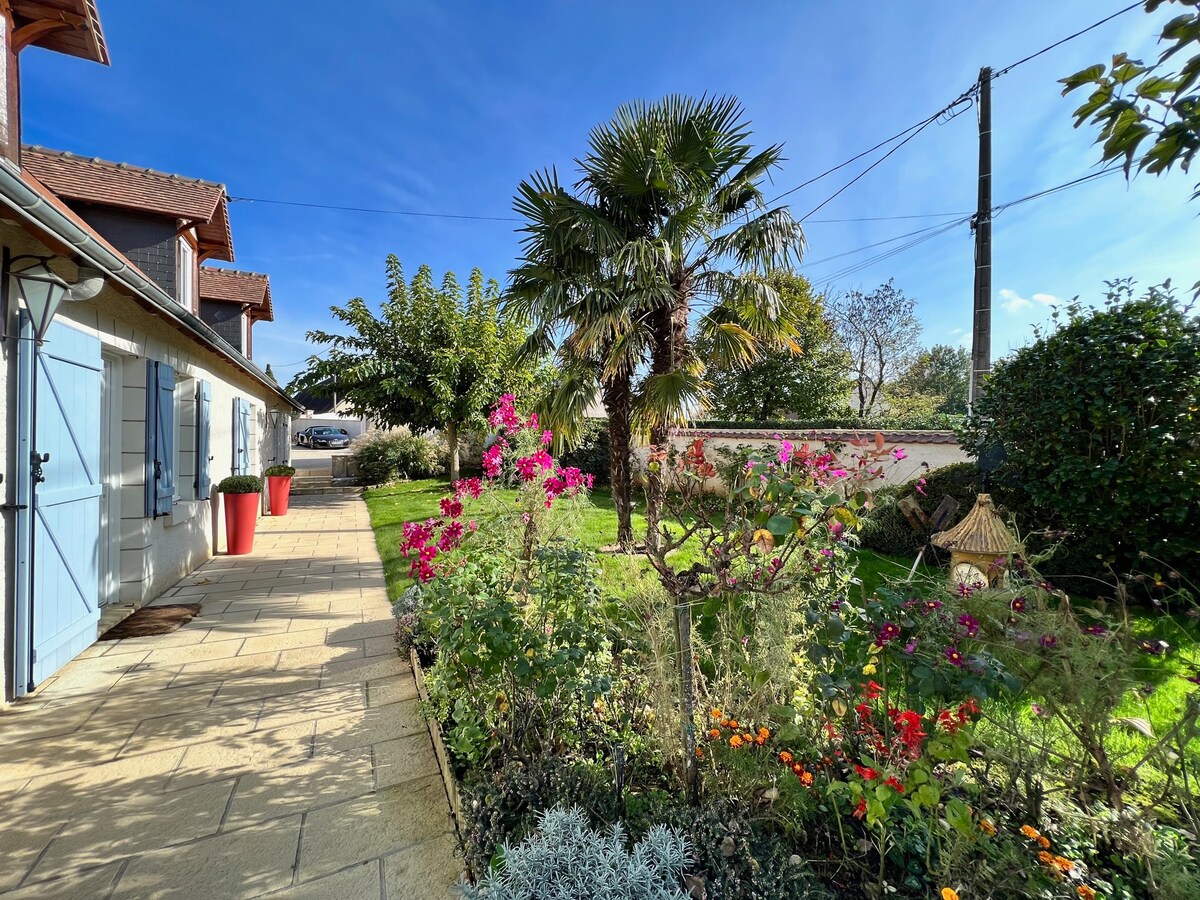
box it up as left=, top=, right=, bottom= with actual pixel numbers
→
left=31, top=451, right=48, bottom=484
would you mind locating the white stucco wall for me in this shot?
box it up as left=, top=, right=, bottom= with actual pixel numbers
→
left=1, top=222, right=293, bottom=699
left=632, top=428, right=969, bottom=492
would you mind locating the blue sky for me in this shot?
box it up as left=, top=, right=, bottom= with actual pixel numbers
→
left=22, top=1, right=1199, bottom=382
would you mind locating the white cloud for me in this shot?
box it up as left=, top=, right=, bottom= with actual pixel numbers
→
left=1000, top=288, right=1032, bottom=312
left=1000, top=289, right=1060, bottom=313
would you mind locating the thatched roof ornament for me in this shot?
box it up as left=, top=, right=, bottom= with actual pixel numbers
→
left=931, top=493, right=1018, bottom=555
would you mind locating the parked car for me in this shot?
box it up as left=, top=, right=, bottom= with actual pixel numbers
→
left=294, top=426, right=351, bottom=449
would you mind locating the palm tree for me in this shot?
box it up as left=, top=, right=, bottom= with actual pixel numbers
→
left=507, top=95, right=806, bottom=550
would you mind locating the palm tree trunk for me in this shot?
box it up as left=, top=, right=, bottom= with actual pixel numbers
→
left=446, top=421, right=459, bottom=483
left=601, top=373, right=635, bottom=551
left=645, top=293, right=691, bottom=553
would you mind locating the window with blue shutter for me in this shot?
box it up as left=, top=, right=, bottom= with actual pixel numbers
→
left=232, top=397, right=251, bottom=475
left=144, top=360, right=176, bottom=517
left=195, top=380, right=212, bottom=498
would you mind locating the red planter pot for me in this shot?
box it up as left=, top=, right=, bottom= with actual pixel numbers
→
left=223, top=492, right=261, bottom=555
left=267, top=475, right=293, bottom=517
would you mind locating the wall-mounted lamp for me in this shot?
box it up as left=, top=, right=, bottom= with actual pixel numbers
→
left=2, top=249, right=105, bottom=343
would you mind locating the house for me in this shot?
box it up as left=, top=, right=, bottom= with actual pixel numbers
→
left=0, top=2, right=301, bottom=701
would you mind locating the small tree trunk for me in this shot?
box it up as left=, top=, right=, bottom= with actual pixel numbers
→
left=645, top=422, right=668, bottom=553
left=602, top=374, right=635, bottom=551
left=446, top=421, right=460, bottom=483
left=675, top=600, right=699, bottom=805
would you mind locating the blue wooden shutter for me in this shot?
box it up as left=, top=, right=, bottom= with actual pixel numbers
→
left=195, top=380, right=212, bottom=498
left=144, top=360, right=176, bottom=517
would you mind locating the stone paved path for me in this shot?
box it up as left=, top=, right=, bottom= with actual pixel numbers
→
left=0, top=495, right=460, bottom=899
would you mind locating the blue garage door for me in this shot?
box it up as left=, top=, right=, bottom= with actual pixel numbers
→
left=14, top=316, right=103, bottom=694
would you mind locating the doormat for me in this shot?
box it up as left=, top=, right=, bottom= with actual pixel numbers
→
left=99, top=604, right=202, bottom=640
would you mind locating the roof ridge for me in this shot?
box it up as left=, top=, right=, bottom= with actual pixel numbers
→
left=23, top=145, right=227, bottom=191
left=200, top=266, right=269, bottom=279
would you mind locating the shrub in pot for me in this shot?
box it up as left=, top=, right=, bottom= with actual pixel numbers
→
left=264, top=464, right=296, bottom=517
left=218, top=475, right=263, bottom=555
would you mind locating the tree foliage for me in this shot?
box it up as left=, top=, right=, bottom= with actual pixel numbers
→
left=961, top=279, right=1200, bottom=580
left=1061, top=0, right=1200, bottom=202
left=832, top=279, right=922, bottom=416
left=888, top=343, right=970, bottom=416
left=299, top=257, right=543, bottom=480
left=702, top=271, right=851, bottom=421
left=507, top=95, right=806, bottom=548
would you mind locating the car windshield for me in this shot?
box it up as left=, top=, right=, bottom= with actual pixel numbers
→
left=311, top=428, right=340, bottom=435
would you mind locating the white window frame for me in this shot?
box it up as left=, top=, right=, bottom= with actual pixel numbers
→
left=178, top=236, right=196, bottom=310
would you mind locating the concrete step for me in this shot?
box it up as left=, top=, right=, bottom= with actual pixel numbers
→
left=291, top=485, right=364, bottom=496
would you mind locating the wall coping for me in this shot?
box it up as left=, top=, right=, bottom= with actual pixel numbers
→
left=675, top=428, right=960, bottom=445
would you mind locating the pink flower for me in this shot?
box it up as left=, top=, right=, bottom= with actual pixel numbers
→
left=944, top=645, right=965, bottom=668
left=915, top=477, right=927, bottom=496
left=541, top=429, right=554, bottom=447
left=482, top=444, right=504, bottom=479
left=439, top=497, right=463, bottom=519
left=958, top=613, right=979, bottom=637
left=892, top=448, right=907, bottom=461
left=778, top=440, right=794, bottom=465
left=879, top=622, right=901, bottom=643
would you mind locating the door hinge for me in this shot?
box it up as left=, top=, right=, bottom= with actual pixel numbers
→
left=0, top=503, right=28, bottom=510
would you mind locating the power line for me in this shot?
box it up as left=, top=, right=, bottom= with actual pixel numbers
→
left=767, top=2, right=1141, bottom=216
left=227, top=195, right=522, bottom=223
left=993, top=1, right=1142, bottom=78
left=800, top=166, right=1124, bottom=285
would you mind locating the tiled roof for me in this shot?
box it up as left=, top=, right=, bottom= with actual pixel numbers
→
left=22, top=147, right=234, bottom=262
left=12, top=0, right=109, bottom=65
left=199, top=267, right=274, bottom=322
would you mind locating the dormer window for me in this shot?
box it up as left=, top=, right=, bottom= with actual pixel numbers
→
left=178, top=236, right=195, bottom=310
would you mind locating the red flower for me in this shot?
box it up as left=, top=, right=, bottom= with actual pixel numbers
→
left=855, top=764, right=878, bottom=781
left=863, top=680, right=884, bottom=701
left=885, top=776, right=905, bottom=793
left=852, top=797, right=868, bottom=819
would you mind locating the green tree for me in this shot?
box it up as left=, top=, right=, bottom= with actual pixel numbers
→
left=1061, top=0, right=1200, bottom=202
left=508, top=95, right=806, bottom=549
left=833, top=279, right=922, bottom=415
left=300, top=257, right=542, bottom=481
left=961, top=279, right=1200, bottom=583
left=889, top=344, right=970, bottom=416
left=703, top=271, right=850, bottom=421
left=263, top=363, right=277, bottom=384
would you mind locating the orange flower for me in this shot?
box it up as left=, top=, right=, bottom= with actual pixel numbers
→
left=1038, top=851, right=1055, bottom=865
left=708, top=728, right=721, bottom=739
left=941, top=889, right=960, bottom=900
left=1036, top=835, right=1051, bottom=849
left=758, top=726, right=770, bottom=739
left=791, top=763, right=804, bottom=775
left=1077, top=887, right=1096, bottom=900
left=979, top=819, right=996, bottom=836
left=754, top=735, right=766, bottom=746
left=799, top=769, right=814, bottom=787
left=779, top=751, right=794, bottom=764
left=743, top=732, right=755, bottom=744
left=727, top=719, right=740, bottom=729
left=695, top=747, right=705, bottom=759
left=710, top=708, right=722, bottom=719
left=729, top=735, right=744, bottom=749
left=1053, top=856, right=1075, bottom=873
left=1021, top=825, right=1041, bottom=840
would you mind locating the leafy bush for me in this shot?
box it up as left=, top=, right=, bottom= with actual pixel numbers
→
left=263, top=464, right=295, bottom=477
left=962, top=281, right=1200, bottom=584
left=350, top=428, right=446, bottom=485
left=461, top=805, right=691, bottom=900
left=216, top=475, right=263, bottom=494
left=859, top=462, right=983, bottom=557
left=558, top=418, right=612, bottom=487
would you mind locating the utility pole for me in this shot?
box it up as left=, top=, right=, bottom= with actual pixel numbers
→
left=969, top=66, right=992, bottom=410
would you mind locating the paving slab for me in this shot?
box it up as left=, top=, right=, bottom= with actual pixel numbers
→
left=0, top=496, right=459, bottom=899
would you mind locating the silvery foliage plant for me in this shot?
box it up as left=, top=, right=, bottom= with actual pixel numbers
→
left=460, top=805, right=691, bottom=900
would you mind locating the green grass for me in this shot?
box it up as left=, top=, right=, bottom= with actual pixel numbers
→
left=363, top=479, right=1198, bottom=782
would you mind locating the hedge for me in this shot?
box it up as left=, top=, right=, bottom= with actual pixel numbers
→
left=688, top=415, right=964, bottom=432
